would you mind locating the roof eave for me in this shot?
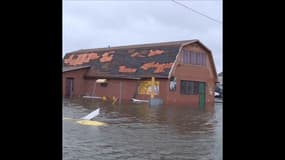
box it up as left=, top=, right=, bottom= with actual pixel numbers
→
left=62, top=65, right=91, bottom=73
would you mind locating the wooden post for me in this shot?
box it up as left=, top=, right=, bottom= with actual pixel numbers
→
left=92, top=82, right=96, bottom=96
left=119, top=81, right=122, bottom=104
left=151, top=77, right=155, bottom=99
left=91, top=81, right=96, bottom=103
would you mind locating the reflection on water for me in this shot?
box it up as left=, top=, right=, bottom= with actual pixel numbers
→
left=63, top=98, right=222, bottom=160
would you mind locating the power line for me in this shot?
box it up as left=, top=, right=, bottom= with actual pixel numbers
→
left=171, top=0, right=222, bottom=2
left=64, top=0, right=222, bottom=2
left=64, top=0, right=221, bottom=1
left=171, top=0, right=222, bottom=24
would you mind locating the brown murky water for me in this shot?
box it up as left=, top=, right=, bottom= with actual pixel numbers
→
left=63, top=98, right=222, bottom=160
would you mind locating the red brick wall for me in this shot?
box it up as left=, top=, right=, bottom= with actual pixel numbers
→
left=166, top=42, right=216, bottom=105
left=62, top=68, right=89, bottom=97
left=86, top=79, right=172, bottom=103
left=83, top=79, right=138, bottom=102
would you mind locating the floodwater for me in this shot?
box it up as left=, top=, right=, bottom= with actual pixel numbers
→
left=63, top=98, right=222, bottom=160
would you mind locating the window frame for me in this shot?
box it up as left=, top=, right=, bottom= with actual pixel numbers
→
left=181, top=49, right=207, bottom=66
left=180, top=80, right=202, bottom=95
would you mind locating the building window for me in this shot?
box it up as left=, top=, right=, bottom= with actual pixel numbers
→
left=169, top=77, right=176, bottom=91
left=180, top=80, right=201, bottom=95
left=100, top=83, right=108, bottom=87
left=181, top=49, right=206, bottom=66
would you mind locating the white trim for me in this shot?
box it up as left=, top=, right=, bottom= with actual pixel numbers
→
left=168, top=45, right=184, bottom=79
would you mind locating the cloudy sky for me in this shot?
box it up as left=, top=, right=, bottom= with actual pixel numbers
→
left=63, top=0, right=222, bottom=73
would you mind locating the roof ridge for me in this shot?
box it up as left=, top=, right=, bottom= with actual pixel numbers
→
left=66, top=39, right=197, bottom=55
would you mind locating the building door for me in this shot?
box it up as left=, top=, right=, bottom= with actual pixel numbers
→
left=66, top=78, right=74, bottom=98
left=199, top=82, right=206, bottom=109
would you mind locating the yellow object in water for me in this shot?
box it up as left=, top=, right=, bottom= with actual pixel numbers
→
left=112, top=96, right=118, bottom=105
left=63, top=117, right=73, bottom=120
left=76, top=120, right=108, bottom=126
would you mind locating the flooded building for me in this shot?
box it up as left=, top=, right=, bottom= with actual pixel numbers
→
left=62, top=40, right=217, bottom=106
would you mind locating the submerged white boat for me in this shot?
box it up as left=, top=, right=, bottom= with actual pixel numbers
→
left=80, top=108, right=100, bottom=120
left=63, top=108, right=108, bottom=126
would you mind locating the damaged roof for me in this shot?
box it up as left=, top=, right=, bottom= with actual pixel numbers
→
left=63, top=40, right=204, bottom=78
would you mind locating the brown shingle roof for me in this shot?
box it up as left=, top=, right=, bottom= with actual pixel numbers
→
left=62, top=39, right=216, bottom=79
left=65, top=40, right=197, bottom=55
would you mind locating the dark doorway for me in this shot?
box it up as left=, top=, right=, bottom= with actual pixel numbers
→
left=65, top=78, right=74, bottom=98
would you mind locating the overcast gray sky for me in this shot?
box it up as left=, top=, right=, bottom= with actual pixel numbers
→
left=63, top=0, right=222, bottom=73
